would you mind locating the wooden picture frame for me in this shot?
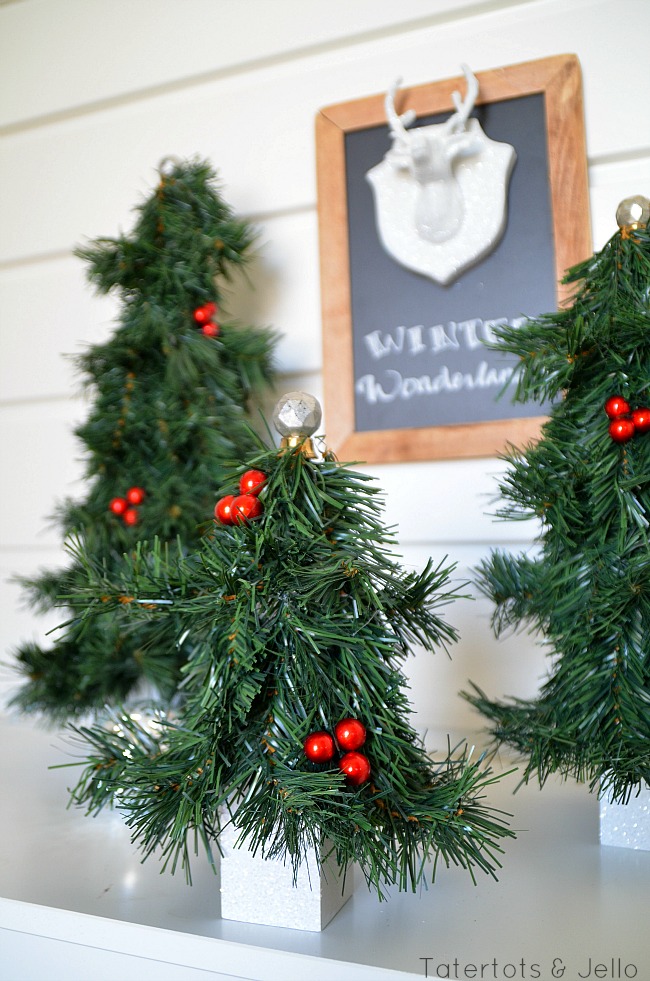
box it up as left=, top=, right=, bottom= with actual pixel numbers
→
left=315, top=54, right=591, bottom=463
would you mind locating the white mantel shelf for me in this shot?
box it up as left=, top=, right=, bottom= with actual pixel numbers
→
left=0, top=716, right=648, bottom=981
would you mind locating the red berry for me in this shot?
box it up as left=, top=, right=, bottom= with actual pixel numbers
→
left=109, top=497, right=128, bottom=515
left=304, top=731, right=335, bottom=763
left=214, top=495, right=235, bottom=524
left=609, top=418, right=635, bottom=443
left=193, top=302, right=217, bottom=324
left=202, top=321, right=220, bottom=338
left=632, top=407, right=650, bottom=434
left=239, top=469, right=267, bottom=496
left=126, top=486, right=146, bottom=505
left=334, top=718, right=366, bottom=751
left=604, top=395, right=631, bottom=419
left=339, top=751, right=371, bottom=786
left=230, top=494, right=263, bottom=524
left=123, top=507, right=139, bottom=526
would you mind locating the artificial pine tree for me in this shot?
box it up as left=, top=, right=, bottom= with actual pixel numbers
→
left=65, top=393, right=514, bottom=898
left=464, top=195, right=650, bottom=804
left=12, top=158, right=276, bottom=720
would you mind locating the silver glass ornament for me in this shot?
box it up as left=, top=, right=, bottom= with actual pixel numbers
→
left=272, top=391, right=322, bottom=437
left=273, top=392, right=322, bottom=457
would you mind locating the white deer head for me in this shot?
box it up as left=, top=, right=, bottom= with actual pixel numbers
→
left=366, top=66, right=517, bottom=285
left=384, top=65, right=480, bottom=243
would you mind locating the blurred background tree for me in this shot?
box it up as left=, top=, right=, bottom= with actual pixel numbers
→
left=12, top=158, right=276, bottom=721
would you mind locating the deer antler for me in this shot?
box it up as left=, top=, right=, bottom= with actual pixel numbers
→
left=385, top=77, right=418, bottom=149
left=447, top=64, right=479, bottom=133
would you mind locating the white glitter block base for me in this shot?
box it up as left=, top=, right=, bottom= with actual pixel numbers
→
left=220, top=823, right=354, bottom=931
left=600, top=783, right=650, bottom=850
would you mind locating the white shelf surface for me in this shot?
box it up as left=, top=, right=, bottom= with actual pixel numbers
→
left=1, top=715, right=649, bottom=981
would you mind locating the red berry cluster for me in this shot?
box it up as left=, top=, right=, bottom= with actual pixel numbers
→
left=109, top=486, right=146, bottom=526
left=303, top=717, right=371, bottom=786
left=605, top=395, right=650, bottom=443
left=193, top=301, right=219, bottom=337
left=215, top=468, right=267, bottom=525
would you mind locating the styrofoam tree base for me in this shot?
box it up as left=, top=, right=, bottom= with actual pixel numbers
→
left=219, top=822, right=355, bottom=931
left=599, top=783, right=650, bottom=850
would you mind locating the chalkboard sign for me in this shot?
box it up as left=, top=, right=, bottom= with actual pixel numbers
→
left=316, top=55, right=591, bottom=462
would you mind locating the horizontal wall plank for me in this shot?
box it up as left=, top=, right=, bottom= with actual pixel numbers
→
left=0, top=0, right=500, bottom=129
left=0, top=399, right=88, bottom=549
left=589, top=157, right=650, bottom=248
left=221, top=210, right=323, bottom=374
left=1, top=0, right=648, bottom=263
left=353, top=459, right=540, bottom=545
left=0, top=255, right=117, bottom=402
left=394, top=540, right=547, bottom=733
left=403, top=589, right=548, bottom=734
left=394, top=540, right=541, bottom=575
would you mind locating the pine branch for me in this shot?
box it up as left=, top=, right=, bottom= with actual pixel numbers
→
left=61, top=442, right=514, bottom=893
left=465, top=217, right=650, bottom=800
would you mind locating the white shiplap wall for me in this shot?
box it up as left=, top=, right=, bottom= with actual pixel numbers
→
left=1, top=0, right=649, bottom=733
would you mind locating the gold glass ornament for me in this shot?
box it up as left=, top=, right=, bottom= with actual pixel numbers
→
left=616, top=195, right=650, bottom=231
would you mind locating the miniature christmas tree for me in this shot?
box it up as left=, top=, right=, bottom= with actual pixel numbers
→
left=464, top=196, right=650, bottom=804
left=65, top=393, right=514, bottom=897
left=12, top=158, right=276, bottom=720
